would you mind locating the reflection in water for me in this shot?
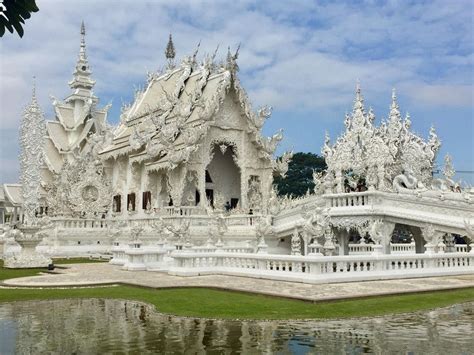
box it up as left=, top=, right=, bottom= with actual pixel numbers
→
left=0, top=299, right=473, bottom=354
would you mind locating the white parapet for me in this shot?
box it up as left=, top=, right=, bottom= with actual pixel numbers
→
left=167, top=251, right=474, bottom=284
left=348, top=243, right=374, bottom=255
left=122, top=243, right=168, bottom=271
left=109, top=242, right=127, bottom=266
left=390, top=242, right=416, bottom=254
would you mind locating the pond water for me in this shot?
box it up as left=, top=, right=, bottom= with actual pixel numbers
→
left=0, top=299, right=472, bottom=354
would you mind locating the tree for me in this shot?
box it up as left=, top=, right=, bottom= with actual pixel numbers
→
left=274, top=152, right=326, bottom=197
left=0, top=0, right=39, bottom=38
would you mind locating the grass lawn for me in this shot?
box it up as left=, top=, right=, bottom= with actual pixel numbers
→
left=0, top=258, right=106, bottom=281
left=0, top=260, right=45, bottom=281
left=0, top=285, right=472, bottom=320
left=52, top=257, right=108, bottom=264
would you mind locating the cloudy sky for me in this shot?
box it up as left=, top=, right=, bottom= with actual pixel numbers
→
left=1, top=0, right=473, bottom=183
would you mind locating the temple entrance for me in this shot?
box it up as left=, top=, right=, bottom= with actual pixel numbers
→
left=206, top=144, right=241, bottom=210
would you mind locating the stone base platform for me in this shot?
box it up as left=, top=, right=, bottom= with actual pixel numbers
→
left=2, top=263, right=474, bottom=302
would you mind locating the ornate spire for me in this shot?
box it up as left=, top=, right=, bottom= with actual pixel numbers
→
left=353, top=80, right=365, bottom=114
left=389, top=88, right=401, bottom=122
left=443, top=154, right=455, bottom=181
left=69, top=21, right=95, bottom=93
left=80, top=21, right=86, bottom=61
left=31, top=75, right=37, bottom=103
left=165, top=34, right=176, bottom=69
left=19, top=79, right=46, bottom=225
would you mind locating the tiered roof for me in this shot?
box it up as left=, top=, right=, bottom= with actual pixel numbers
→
left=100, top=46, right=281, bottom=172
left=43, top=22, right=110, bottom=174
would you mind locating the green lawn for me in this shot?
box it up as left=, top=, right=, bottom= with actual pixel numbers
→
left=0, top=258, right=106, bottom=280
left=52, top=257, right=108, bottom=264
left=0, top=285, right=472, bottom=320
left=0, top=260, right=45, bottom=281
left=1, top=259, right=473, bottom=320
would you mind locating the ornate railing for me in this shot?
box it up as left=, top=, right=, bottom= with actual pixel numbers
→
left=348, top=243, right=373, bottom=254
left=326, top=192, right=371, bottom=208
left=169, top=251, right=474, bottom=281
left=57, top=219, right=109, bottom=229
left=52, top=213, right=261, bottom=230
left=455, top=244, right=468, bottom=253
left=191, top=246, right=254, bottom=254
left=390, top=242, right=416, bottom=254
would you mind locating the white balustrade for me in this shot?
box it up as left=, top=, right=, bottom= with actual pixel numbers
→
left=168, top=252, right=474, bottom=282
left=326, top=192, right=371, bottom=208
left=122, top=243, right=167, bottom=271
left=109, top=242, right=127, bottom=266
left=390, top=242, right=416, bottom=254
left=52, top=212, right=260, bottom=231
left=455, top=244, right=468, bottom=253
left=54, top=218, right=109, bottom=229
left=348, top=243, right=374, bottom=255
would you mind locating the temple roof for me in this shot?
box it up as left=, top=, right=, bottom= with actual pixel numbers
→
left=46, top=121, right=69, bottom=152
left=44, top=138, right=65, bottom=173
left=99, top=60, right=233, bottom=160
left=3, top=184, right=22, bottom=206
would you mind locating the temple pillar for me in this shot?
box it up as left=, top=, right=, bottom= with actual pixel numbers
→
left=260, top=171, right=272, bottom=213
left=335, top=228, right=349, bottom=255
left=377, top=165, right=386, bottom=191
left=168, top=166, right=187, bottom=207
left=369, top=221, right=395, bottom=255
left=240, top=170, right=248, bottom=210
left=335, top=170, right=344, bottom=193
left=410, top=226, right=424, bottom=253
left=197, top=166, right=206, bottom=207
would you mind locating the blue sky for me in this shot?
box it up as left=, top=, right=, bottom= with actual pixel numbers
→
left=1, top=0, right=473, bottom=183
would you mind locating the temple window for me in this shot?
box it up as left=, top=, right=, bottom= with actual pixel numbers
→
left=230, top=198, right=239, bottom=209
left=195, top=190, right=200, bottom=206
left=142, top=191, right=151, bottom=210
left=205, top=170, right=213, bottom=183
left=205, top=189, right=214, bottom=207
left=113, top=195, right=121, bottom=212
left=127, top=193, right=136, bottom=211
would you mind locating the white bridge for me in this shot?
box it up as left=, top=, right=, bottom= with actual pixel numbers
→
left=274, top=190, right=473, bottom=237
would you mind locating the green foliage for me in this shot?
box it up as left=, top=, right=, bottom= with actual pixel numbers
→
left=0, top=286, right=472, bottom=320
left=274, top=152, right=326, bottom=197
left=0, top=0, right=39, bottom=37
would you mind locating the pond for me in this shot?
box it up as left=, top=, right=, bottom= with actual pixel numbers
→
left=0, top=299, right=472, bottom=354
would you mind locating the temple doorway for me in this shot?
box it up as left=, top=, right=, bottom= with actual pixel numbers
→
left=206, top=144, right=241, bottom=210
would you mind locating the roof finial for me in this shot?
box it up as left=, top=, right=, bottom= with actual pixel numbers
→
left=69, top=21, right=95, bottom=92
left=225, top=44, right=240, bottom=73
left=80, top=21, right=87, bottom=61
left=165, top=33, right=176, bottom=69
left=353, top=79, right=364, bottom=113
left=32, top=75, right=37, bottom=100
left=389, top=87, right=401, bottom=122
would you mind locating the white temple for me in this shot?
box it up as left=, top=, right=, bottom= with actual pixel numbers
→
left=0, top=24, right=473, bottom=280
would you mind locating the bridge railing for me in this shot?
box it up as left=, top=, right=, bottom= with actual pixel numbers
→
left=326, top=192, right=372, bottom=208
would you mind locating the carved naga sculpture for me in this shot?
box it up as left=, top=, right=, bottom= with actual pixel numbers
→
left=392, top=168, right=419, bottom=192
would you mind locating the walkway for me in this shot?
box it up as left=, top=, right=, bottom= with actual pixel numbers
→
left=2, top=263, right=474, bottom=302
